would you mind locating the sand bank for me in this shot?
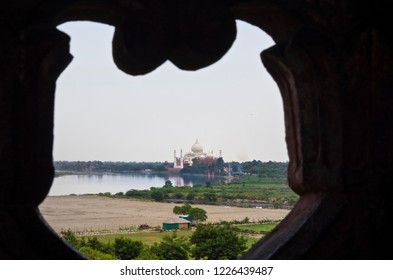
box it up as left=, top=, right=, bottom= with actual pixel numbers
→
left=39, top=195, right=290, bottom=233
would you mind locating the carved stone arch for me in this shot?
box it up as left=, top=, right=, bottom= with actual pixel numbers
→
left=1, top=0, right=393, bottom=259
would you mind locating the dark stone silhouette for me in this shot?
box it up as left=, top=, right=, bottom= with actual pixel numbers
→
left=0, top=0, right=392, bottom=259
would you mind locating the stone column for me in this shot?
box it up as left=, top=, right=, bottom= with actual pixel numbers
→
left=0, top=23, right=84, bottom=259
left=241, top=3, right=393, bottom=259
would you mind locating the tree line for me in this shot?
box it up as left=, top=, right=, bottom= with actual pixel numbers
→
left=54, top=160, right=288, bottom=178
left=61, top=224, right=247, bottom=260
left=54, top=161, right=166, bottom=173
left=180, top=157, right=225, bottom=175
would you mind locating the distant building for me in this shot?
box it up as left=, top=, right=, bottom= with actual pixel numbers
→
left=169, top=139, right=222, bottom=171
left=162, top=218, right=191, bottom=231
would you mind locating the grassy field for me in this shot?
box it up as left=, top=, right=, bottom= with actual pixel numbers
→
left=81, top=224, right=271, bottom=250
left=89, top=230, right=193, bottom=246
left=236, top=223, right=278, bottom=233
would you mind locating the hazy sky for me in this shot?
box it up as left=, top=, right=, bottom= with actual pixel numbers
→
left=53, top=20, right=288, bottom=163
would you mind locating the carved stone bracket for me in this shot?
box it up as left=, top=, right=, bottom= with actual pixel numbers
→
left=34, top=0, right=237, bottom=75
left=262, top=28, right=344, bottom=195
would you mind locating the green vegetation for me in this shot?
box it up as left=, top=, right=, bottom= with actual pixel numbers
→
left=54, top=160, right=167, bottom=173
left=55, top=160, right=296, bottom=207
left=60, top=220, right=277, bottom=260
left=237, top=160, right=287, bottom=179
left=190, top=224, right=247, bottom=260
left=56, top=160, right=291, bottom=260
left=113, top=237, right=144, bottom=260
left=150, top=232, right=191, bottom=260
left=150, top=189, right=165, bottom=202
left=235, top=223, right=278, bottom=235
left=88, top=230, right=194, bottom=246
left=173, top=203, right=193, bottom=215
left=53, top=159, right=288, bottom=178
left=108, top=176, right=298, bottom=208
left=172, top=203, right=208, bottom=224
left=180, top=157, right=225, bottom=175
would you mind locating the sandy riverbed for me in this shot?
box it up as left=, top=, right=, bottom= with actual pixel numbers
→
left=39, top=195, right=290, bottom=233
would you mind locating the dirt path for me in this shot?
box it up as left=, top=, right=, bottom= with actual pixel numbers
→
left=39, top=195, right=290, bottom=233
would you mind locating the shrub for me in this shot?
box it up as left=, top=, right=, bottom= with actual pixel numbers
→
left=113, top=237, right=144, bottom=260
left=190, top=224, right=247, bottom=260
left=150, top=232, right=190, bottom=260
left=151, top=190, right=164, bottom=201
left=79, top=247, right=117, bottom=260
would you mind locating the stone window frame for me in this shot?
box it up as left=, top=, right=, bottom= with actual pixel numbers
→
left=1, top=0, right=392, bottom=259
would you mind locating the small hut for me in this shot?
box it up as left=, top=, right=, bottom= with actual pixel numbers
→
left=162, top=218, right=191, bottom=231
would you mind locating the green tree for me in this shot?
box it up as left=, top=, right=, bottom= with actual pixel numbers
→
left=83, top=236, right=113, bottom=255
left=173, top=203, right=192, bottom=215
left=60, top=229, right=79, bottom=248
left=151, top=189, right=164, bottom=201
left=150, top=232, right=190, bottom=260
left=188, top=207, right=208, bottom=224
left=113, top=237, right=144, bottom=260
left=125, top=189, right=151, bottom=199
left=190, top=224, right=247, bottom=260
left=163, top=180, right=173, bottom=187
left=78, top=247, right=117, bottom=260
left=134, top=247, right=160, bottom=260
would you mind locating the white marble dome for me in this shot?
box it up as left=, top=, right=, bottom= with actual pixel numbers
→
left=191, top=140, right=203, bottom=155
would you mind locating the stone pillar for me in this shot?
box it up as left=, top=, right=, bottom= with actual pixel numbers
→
left=0, top=23, right=84, bottom=259
left=241, top=4, right=393, bottom=259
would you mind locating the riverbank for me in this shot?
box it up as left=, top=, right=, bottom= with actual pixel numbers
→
left=54, top=170, right=169, bottom=177
left=54, top=169, right=229, bottom=178
left=39, top=195, right=290, bottom=233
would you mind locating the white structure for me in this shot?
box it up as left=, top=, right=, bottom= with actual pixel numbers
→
left=173, top=139, right=221, bottom=170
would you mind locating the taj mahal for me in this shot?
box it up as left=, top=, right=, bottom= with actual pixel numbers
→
left=171, top=139, right=222, bottom=171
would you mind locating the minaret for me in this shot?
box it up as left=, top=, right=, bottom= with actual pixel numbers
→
left=174, top=149, right=184, bottom=169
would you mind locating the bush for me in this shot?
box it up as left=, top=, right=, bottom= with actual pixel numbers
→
left=203, top=192, right=217, bottom=202
left=163, top=180, right=173, bottom=187
left=174, top=192, right=184, bottom=199
left=190, top=224, right=247, bottom=260
left=113, top=237, right=144, bottom=260
left=186, top=192, right=196, bottom=200
left=79, top=247, right=117, bottom=260
left=125, top=190, right=145, bottom=198
left=60, top=229, right=79, bottom=248
left=150, top=232, right=190, bottom=260
left=151, top=190, right=164, bottom=201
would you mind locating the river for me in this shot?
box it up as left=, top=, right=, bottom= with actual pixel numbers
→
left=49, top=173, right=232, bottom=196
